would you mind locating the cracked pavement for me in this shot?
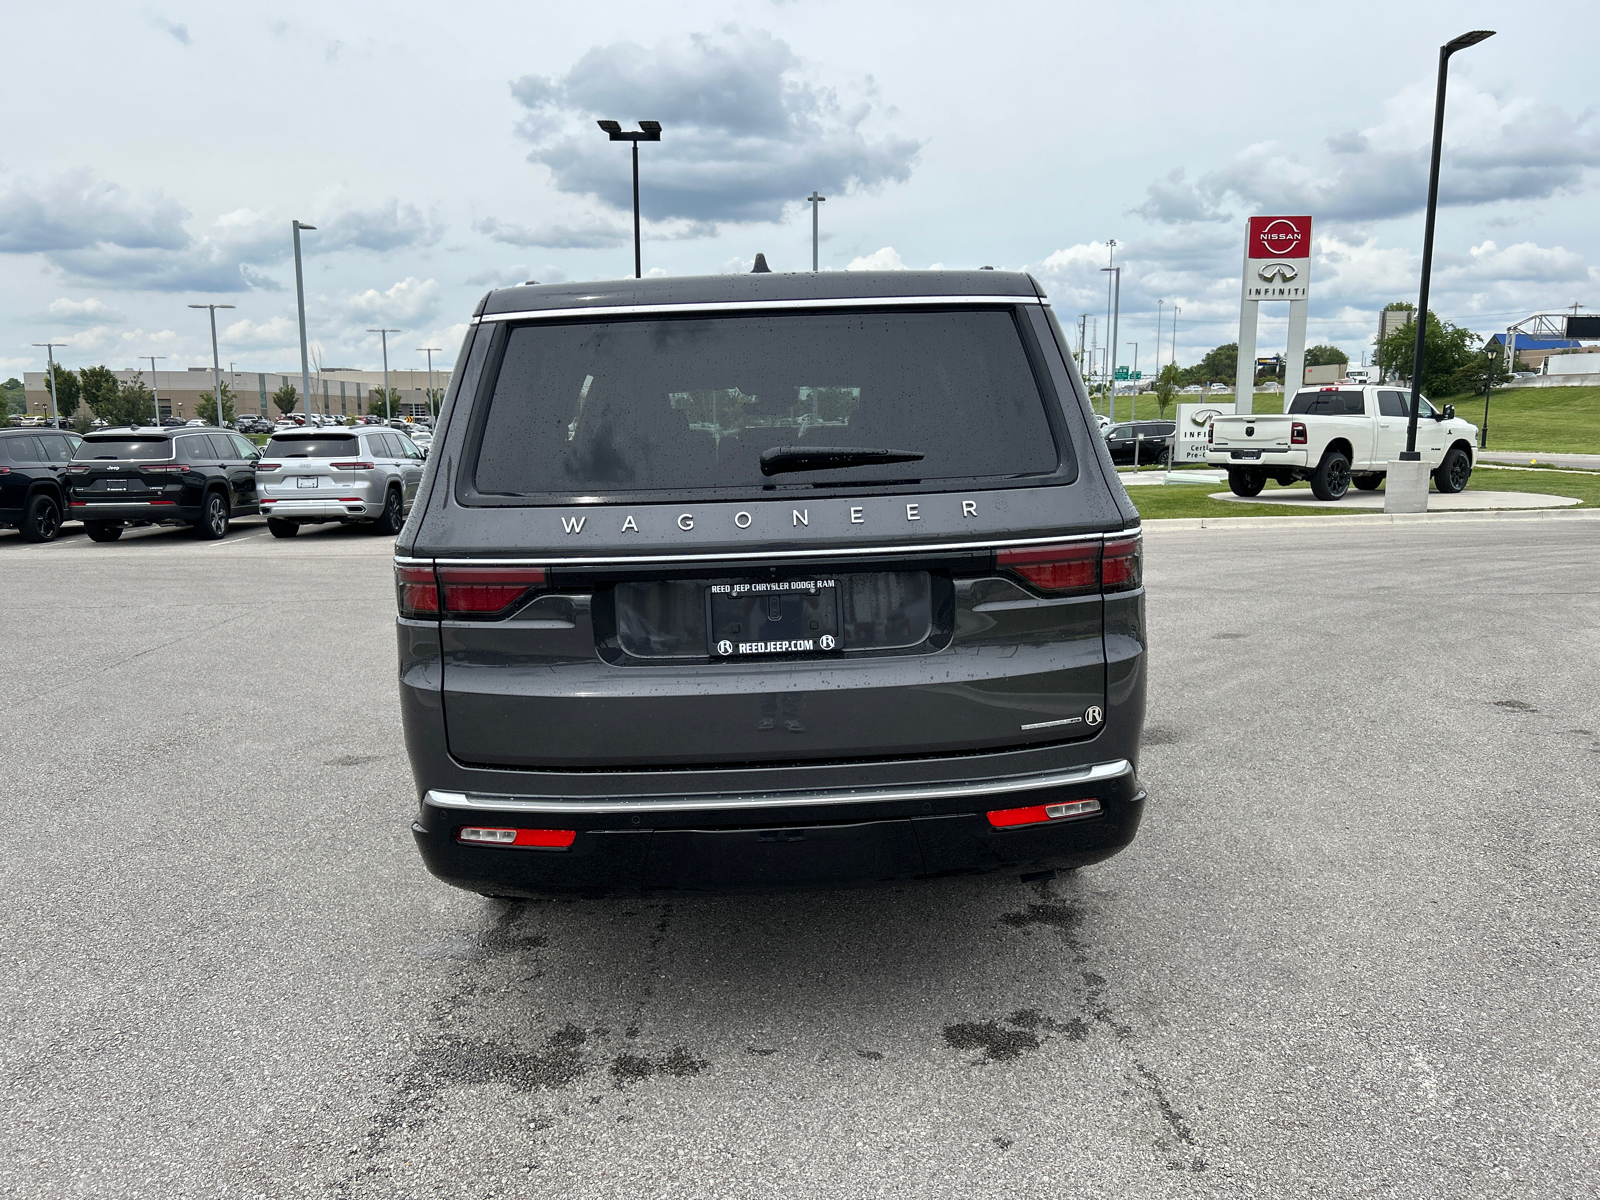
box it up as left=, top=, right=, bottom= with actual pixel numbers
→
left=1, top=515, right=1596, bottom=1198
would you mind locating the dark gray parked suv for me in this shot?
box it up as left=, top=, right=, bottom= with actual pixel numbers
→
left=398, top=270, right=1147, bottom=896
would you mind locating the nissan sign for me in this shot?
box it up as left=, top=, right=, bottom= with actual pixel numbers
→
left=1247, top=216, right=1312, bottom=259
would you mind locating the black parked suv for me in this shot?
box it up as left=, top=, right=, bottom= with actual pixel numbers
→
left=68, top=427, right=260, bottom=541
left=1104, top=420, right=1176, bottom=466
left=0, top=428, right=82, bottom=541
left=398, top=271, right=1147, bottom=897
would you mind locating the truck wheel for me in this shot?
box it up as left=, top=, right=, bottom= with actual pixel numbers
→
left=85, top=521, right=123, bottom=542
left=1434, top=447, right=1472, bottom=494
left=193, top=490, right=230, bottom=540
left=267, top=518, right=299, bottom=538
left=21, top=493, right=62, bottom=543
left=1227, top=468, right=1264, bottom=497
left=1310, top=451, right=1351, bottom=501
left=1353, top=473, right=1384, bottom=491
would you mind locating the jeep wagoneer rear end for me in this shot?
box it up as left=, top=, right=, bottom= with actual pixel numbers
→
left=398, top=270, right=1147, bottom=895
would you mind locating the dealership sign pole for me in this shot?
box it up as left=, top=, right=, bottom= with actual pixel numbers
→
left=1234, top=216, right=1312, bottom=415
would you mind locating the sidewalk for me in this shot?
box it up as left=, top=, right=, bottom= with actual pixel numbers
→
left=1478, top=450, right=1600, bottom=470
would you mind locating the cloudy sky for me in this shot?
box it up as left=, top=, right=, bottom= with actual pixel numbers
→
left=4, top=0, right=1596, bottom=380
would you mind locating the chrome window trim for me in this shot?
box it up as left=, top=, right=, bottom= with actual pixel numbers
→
left=423, top=759, right=1132, bottom=815
left=474, top=294, right=1042, bottom=324
left=394, top=528, right=1138, bottom=569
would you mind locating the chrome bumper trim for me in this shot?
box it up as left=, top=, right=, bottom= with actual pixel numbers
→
left=423, top=759, right=1132, bottom=815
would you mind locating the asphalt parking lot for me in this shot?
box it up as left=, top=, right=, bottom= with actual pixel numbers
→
left=2, top=515, right=1596, bottom=1199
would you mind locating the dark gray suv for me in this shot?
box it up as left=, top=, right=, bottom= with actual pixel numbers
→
left=397, top=270, right=1146, bottom=896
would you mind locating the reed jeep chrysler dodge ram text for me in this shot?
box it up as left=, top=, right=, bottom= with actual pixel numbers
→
left=395, top=269, right=1148, bottom=896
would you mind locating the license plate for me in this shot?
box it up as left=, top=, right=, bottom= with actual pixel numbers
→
left=1231, top=450, right=1262, bottom=460
left=106, top=481, right=126, bottom=490
left=707, top=579, right=842, bottom=658
left=296, top=476, right=318, bottom=489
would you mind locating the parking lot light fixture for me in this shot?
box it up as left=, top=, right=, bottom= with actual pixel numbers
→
left=597, top=120, right=661, bottom=279
left=1402, top=29, right=1495, bottom=462
left=807, top=191, right=826, bottom=271
left=418, top=347, right=441, bottom=420
left=144, top=355, right=167, bottom=425
left=368, top=328, right=399, bottom=420
left=1100, top=263, right=1121, bottom=423
left=32, top=342, right=66, bottom=424
left=188, top=304, right=236, bottom=426
left=292, top=221, right=317, bottom=425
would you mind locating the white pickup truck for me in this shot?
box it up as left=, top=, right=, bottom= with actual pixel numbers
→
left=1205, top=385, right=1479, bottom=500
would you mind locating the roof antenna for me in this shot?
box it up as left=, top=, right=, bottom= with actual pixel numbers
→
left=751, top=253, right=771, bottom=273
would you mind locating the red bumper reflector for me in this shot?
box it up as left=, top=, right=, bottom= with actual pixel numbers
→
left=987, top=798, right=1103, bottom=828
left=458, top=826, right=576, bottom=849
left=150, top=501, right=175, bottom=506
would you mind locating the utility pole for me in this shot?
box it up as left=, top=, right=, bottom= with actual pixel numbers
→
left=807, top=191, right=826, bottom=271
left=145, top=355, right=167, bottom=425
left=292, top=220, right=317, bottom=425
left=1077, top=314, right=1089, bottom=379
left=188, top=303, right=236, bottom=426
left=368, top=328, right=399, bottom=421
left=33, top=343, right=66, bottom=424
left=1102, top=241, right=1116, bottom=418
left=418, top=347, right=441, bottom=421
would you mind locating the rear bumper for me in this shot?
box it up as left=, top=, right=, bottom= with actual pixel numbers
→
left=412, top=759, right=1145, bottom=896
left=260, top=497, right=376, bottom=520
left=1206, top=450, right=1308, bottom=467
left=67, top=499, right=206, bottom=522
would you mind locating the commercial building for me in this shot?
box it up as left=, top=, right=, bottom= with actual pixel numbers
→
left=22, top=366, right=447, bottom=423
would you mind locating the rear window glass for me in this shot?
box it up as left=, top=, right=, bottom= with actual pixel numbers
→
left=1289, top=390, right=1365, bottom=416
left=266, top=436, right=359, bottom=458
left=472, top=308, right=1064, bottom=497
left=75, top=438, right=172, bottom=461
left=1, top=436, right=43, bottom=462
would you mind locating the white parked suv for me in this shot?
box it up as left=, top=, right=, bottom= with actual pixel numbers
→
left=256, top=427, right=426, bottom=537
left=1206, top=385, right=1478, bottom=500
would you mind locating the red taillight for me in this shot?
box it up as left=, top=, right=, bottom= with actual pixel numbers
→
left=1291, top=421, right=1307, bottom=445
left=997, top=541, right=1099, bottom=595
left=1206, top=422, right=1213, bottom=444
left=395, top=565, right=440, bottom=618
left=0, top=467, right=8, bottom=476
left=436, top=565, right=547, bottom=618
left=256, top=461, right=280, bottom=470
left=1101, top=535, right=1143, bottom=592
left=143, top=464, right=189, bottom=472
left=987, top=799, right=1103, bottom=828
left=457, top=826, right=575, bottom=850
left=331, top=460, right=375, bottom=470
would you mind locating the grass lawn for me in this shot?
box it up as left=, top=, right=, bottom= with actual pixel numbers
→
left=1097, top=391, right=1283, bottom=422
left=1128, top=464, right=1598, bottom=521
left=1432, top=385, right=1600, bottom=455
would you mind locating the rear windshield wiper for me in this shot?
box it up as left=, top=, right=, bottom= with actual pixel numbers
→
left=759, top=445, right=925, bottom=476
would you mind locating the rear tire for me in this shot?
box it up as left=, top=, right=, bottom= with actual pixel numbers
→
left=372, top=487, right=404, bottom=535
left=1227, top=468, right=1265, bottom=497
left=21, top=493, right=62, bottom=543
left=1310, top=451, right=1352, bottom=501
left=85, top=521, right=123, bottom=542
left=1353, top=473, right=1384, bottom=491
left=1434, top=446, right=1472, bottom=494
left=267, top=518, right=299, bottom=538
left=194, top=491, right=229, bottom=540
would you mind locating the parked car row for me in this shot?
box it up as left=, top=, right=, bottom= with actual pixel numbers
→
left=0, top=423, right=427, bottom=543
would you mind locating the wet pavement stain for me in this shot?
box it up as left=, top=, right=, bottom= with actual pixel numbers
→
left=854, top=1048, right=884, bottom=1061
left=1134, top=1061, right=1207, bottom=1173
left=1493, top=698, right=1536, bottom=711
left=609, top=1046, right=709, bottom=1086
left=942, top=1020, right=1040, bottom=1063
left=325, top=753, right=383, bottom=767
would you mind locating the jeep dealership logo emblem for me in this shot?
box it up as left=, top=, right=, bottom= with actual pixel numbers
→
left=1085, top=705, right=1103, bottom=726
left=716, top=639, right=733, bottom=656
left=819, top=634, right=837, bottom=650
left=1257, top=262, right=1298, bottom=283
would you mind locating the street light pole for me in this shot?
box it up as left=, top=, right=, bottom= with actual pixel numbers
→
left=1128, top=343, right=1139, bottom=415
left=807, top=191, right=826, bottom=271
left=188, top=303, right=236, bottom=426
left=145, top=355, right=166, bottom=426
left=418, top=347, right=441, bottom=421
left=32, top=343, right=66, bottom=424
left=1170, top=306, right=1180, bottom=369
left=1101, top=263, right=1122, bottom=424
left=1101, top=241, right=1116, bottom=417
left=292, top=220, right=317, bottom=425
left=368, top=328, right=399, bottom=421
left=597, top=120, right=662, bottom=279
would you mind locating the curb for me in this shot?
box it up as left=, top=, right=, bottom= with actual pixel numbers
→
left=1143, top=507, right=1600, bottom=532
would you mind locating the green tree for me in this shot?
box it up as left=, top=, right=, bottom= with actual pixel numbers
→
left=79, top=365, right=121, bottom=415
left=1375, top=310, right=1480, bottom=398
left=1304, top=344, right=1349, bottom=367
left=1383, top=300, right=1417, bottom=312
left=40, top=362, right=81, bottom=420
left=368, top=386, right=402, bottom=418
left=1447, top=346, right=1513, bottom=399
left=1153, top=361, right=1180, bottom=418
left=271, top=381, right=300, bottom=415
left=1182, top=343, right=1237, bottom=387
left=2, top=377, right=23, bottom=419
left=196, top=380, right=236, bottom=425
left=112, top=376, right=159, bottom=427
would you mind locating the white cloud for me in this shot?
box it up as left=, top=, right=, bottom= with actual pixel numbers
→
left=39, top=297, right=125, bottom=325
left=337, top=277, right=441, bottom=325
left=846, top=246, right=906, bottom=270
left=473, top=215, right=627, bottom=250
left=220, top=316, right=300, bottom=349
